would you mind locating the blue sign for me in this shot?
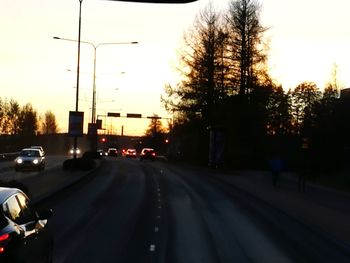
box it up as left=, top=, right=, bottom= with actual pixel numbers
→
left=68, top=111, right=84, bottom=137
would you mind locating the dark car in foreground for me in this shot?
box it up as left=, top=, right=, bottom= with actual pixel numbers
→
left=14, top=148, right=45, bottom=172
left=140, top=148, right=156, bottom=161
left=0, top=187, right=53, bottom=262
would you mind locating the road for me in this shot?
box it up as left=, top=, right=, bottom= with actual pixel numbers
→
left=0, top=155, right=67, bottom=180
left=39, top=157, right=350, bottom=263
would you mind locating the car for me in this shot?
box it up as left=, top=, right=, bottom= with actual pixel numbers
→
left=97, top=149, right=108, bottom=157
left=0, top=187, right=53, bottom=262
left=30, top=146, right=45, bottom=156
left=140, top=148, right=156, bottom=161
left=107, top=148, right=118, bottom=157
left=14, top=148, right=45, bottom=171
left=125, top=148, right=137, bottom=158
left=120, top=149, right=126, bottom=157
left=69, top=147, right=81, bottom=157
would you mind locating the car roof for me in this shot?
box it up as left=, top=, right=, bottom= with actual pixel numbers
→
left=21, top=148, right=40, bottom=152
left=142, top=148, right=154, bottom=151
left=31, top=146, right=43, bottom=149
left=0, top=187, right=23, bottom=204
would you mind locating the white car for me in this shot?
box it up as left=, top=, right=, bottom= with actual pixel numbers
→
left=30, top=145, right=45, bottom=155
left=15, top=148, right=46, bottom=171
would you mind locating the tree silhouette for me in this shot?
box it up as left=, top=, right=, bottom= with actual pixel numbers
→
left=266, top=85, right=292, bottom=136
left=144, top=115, right=166, bottom=137
left=18, top=103, right=38, bottom=136
left=162, top=3, right=226, bottom=125
left=40, top=110, right=58, bottom=134
left=291, top=82, right=321, bottom=135
left=226, top=0, right=269, bottom=95
left=0, top=99, right=20, bottom=135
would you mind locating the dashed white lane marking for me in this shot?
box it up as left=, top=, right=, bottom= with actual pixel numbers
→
left=154, top=226, right=159, bottom=232
left=150, top=244, right=156, bottom=252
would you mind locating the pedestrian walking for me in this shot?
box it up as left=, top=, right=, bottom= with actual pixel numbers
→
left=269, top=154, right=284, bottom=187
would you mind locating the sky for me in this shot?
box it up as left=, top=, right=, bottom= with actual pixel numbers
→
left=1, top=0, right=350, bottom=136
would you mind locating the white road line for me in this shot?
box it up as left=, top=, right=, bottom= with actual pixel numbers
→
left=150, top=244, right=156, bottom=252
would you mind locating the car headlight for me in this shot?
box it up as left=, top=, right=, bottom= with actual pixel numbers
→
left=76, top=149, right=81, bottom=154
left=16, top=158, right=23, bottom=164
left=33, top=159, right=39, bottom=165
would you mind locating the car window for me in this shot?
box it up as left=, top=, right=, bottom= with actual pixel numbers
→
left=16, top=194, right=35, bottom=222
left=20, top=150, right=40, bottom=157
left=3, top=195, right=22, bottom=223
left=3, top=194, right=35, bottom=225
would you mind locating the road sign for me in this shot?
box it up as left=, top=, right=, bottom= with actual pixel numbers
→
left=126, top=113, right=142, bottom=118
left=107, top=112, right=120, bottom=117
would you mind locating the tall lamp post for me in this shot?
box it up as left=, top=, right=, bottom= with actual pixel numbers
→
left=53, top=37, right=137, bottom=124
left=70, top=0, right=83, bottom=159
left=54, top=36, right=138, bottom=152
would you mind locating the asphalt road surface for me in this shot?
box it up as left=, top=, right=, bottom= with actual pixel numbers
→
left=42, top=157, right=350, bottom=263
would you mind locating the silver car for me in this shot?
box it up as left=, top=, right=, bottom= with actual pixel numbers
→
left=14, top=148, right=46, bottom=171
left=30, top=145, right=45, bottom=156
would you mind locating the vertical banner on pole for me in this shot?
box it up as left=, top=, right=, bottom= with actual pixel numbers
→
left=68, top=111, right=84, bottom=137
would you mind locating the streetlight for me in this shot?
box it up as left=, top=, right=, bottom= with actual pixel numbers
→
left=53, top=37, right=138, bottom=124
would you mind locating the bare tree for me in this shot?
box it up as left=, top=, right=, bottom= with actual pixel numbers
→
left=226, top=0, right=268, bottom=95
left=162, top=3, right=227, bottom=124
left=0, top=99, right=21, bottom=135
left=324, top=63, right=341, bottom=99
left=144, top=115, right=166, bottom=137
left=41, top=110, right=58, bottom=134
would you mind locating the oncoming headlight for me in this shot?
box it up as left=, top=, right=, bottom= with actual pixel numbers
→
left=32, top=159, right=39, bottom=165
left=16, top=158, right=23, bottom=164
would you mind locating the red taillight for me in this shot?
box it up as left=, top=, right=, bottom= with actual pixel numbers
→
left=0, top=234, right=9, bottom=242
left=0, top=233, right=9, bottom=254
left=152, top=153, right=156, bottom=156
